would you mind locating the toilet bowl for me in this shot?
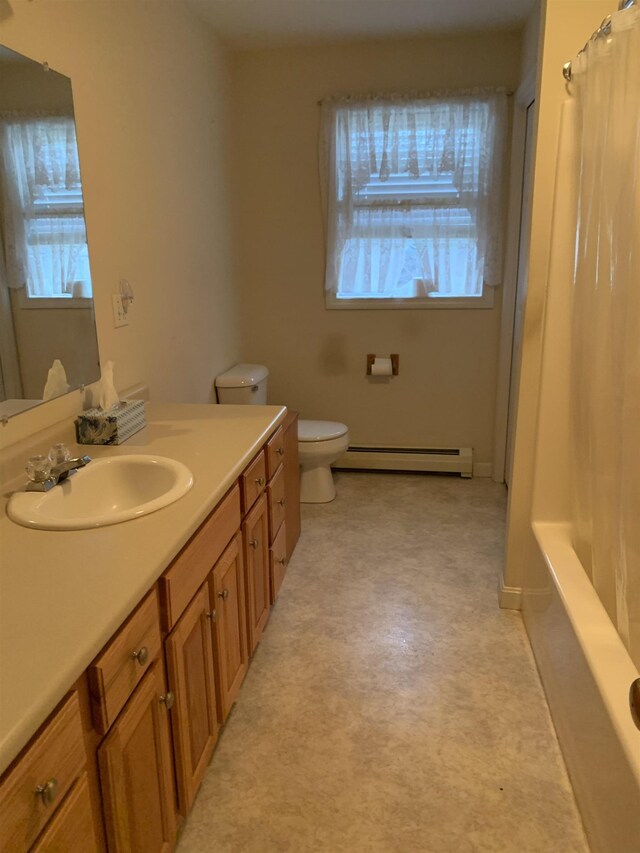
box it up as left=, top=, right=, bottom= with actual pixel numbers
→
left=298, top=420, right=349, bottom=504
left=214, top=364, right=349, bottom=504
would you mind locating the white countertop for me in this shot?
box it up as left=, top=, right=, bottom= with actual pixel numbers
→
left=0, top=402, right=286, bottom=775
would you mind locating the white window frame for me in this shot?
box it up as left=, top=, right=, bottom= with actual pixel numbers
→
left=321, top=93, right=506, bottom=310
left=0, top=115, right=93, bottom=307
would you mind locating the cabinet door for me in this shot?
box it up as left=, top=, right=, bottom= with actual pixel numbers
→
left=270, top=521, right=288, bottom=604
left=210, top=533, right=248, bottom=722
left=31, top=773, right=100, bottom=853
left=266, top=463, right=286, bottom=543
left=98, top=661, right=176, bottom=853
left=165, top=583, right=219, bottom=816
left=243, top=493, right=270, bottom=655
left=282, top=411, right=301, bottom=561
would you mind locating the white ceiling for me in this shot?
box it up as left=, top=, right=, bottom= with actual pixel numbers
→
left=188, top=0, right=536, bottom=50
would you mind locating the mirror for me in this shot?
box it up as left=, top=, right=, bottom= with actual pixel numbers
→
left=0, top=45, right=99, bottom=418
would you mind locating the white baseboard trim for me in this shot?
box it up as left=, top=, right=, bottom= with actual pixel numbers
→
left=473, top=462, right=493, bottom=478
left=499, top=574, right=523, bottom=610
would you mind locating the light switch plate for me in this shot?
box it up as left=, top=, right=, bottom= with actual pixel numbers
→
left=112, top=294, right=128, bottom=328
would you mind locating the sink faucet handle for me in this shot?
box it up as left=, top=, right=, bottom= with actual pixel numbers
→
left=48, top=443, right=72, bottom=466
left=26, top=455, right=52, bottom=484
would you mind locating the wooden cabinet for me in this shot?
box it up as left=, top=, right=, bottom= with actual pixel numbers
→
left=164, top=582, right=218, bottom=817
left=31, top=773, right=100, bottom=853
left=0, top=690, right=93, bottom=853
left=282, top=411, right=301, bottom=563
left=243, top=493, right=270, bottom=655
left=159, top=485, right=241, bottom=631
left=93, top=591, right=176, bottom=852
left=0, top=414, right=302, bottom=852
left=98, top=661, right=176, bottom=853
left=209, top=533, right=248, bottom=722
left=263, top=411, right=301, bottom=603
left=266, top=464, right=286, bottom=542
left=88, top=590, right=162, bottom=735
left=240, top=450, right=266, bottom=515
left=265, top=425, right=285, bottom=480
left=270, top=521, right=288, bottom=604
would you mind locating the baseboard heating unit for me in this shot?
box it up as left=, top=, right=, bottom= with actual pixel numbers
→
left=335, top=446, right=473, bottom=478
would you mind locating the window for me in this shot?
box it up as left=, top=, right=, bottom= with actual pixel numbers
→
left=0, top=115, right=92, bottom=303
left=320, top=92, right=507, bottom=308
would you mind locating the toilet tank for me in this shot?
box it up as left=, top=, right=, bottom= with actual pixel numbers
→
left=215, top=364, right=269, bottom=405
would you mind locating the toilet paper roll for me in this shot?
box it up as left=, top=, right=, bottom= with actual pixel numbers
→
left=371, top=357, right=393, bottom=376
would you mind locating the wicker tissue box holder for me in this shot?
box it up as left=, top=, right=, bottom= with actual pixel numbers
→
left=75, top=400, right=146, bottom=445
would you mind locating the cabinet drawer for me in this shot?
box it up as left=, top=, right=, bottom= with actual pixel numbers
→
left=31, top=772, right=100, bottom=853
left=265, top=426, right=285, bottom=480
left=240, top=450, right=266, bottom=515
left=267, top=463, right=286, bottom=543
left=0, top=691, right=86, bottom=853
left=88, top=589, right=162, bottom=735
left=270, top=522, right=288, bottom=604
left=160, top=484, right=241, bottom=630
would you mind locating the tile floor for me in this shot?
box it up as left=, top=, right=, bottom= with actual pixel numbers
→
left=177, top=472, right=589, bottom=853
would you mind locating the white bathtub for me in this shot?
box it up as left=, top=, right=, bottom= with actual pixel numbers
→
left=524, top=521, right=640, bottom=852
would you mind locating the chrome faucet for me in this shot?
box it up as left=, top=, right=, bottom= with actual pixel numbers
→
left=25, top=447, right=92, bottom=492
left=51, top=455, right=92, bottom=483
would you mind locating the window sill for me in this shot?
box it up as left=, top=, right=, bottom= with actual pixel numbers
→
left=16, top=291, right=93, bottom=310
left=325, top=290, right=495, bottom=310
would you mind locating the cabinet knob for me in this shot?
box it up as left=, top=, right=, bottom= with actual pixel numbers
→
left=218, top=588, right=229, bottom=601
left=276, top=447, right=284, bottom=456
left=631, top=678, right=640, bottom=731
left=35, top=778, right=58, bottom=807
left=277, top=498, right=285, bottom=507
left=132, top=646, right=149, bottom=666
left=205, top=609, right=217, bottom=622
left=159, top=691, right=175, bottom=710
left=249, top=538, right=259, bottom=550
left=277, top=557, right=286, bottom=566
left=254, top=477, right=266, bottom=487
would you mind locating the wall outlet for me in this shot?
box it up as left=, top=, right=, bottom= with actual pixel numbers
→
left=112, top=294, right=128, bottom=328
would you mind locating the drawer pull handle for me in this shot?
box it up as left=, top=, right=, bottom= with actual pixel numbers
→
left=249, top=539, right=259, bottom=550
left=159, top=691, right=175, bottom=710
left=205, top=609, right=217, bottom=622
left=132, top=646, right=149, bottom=667
left=277, top=557, right=286, bottom=566
left=277, top=498, right=285, bottom=507
left=254, top=477, right=266, bottom=487
left=218, top=588, right=229, bottom=601
left=276, top=447, right=284, bottom=456
left=35, top=778, right=57, bottom=807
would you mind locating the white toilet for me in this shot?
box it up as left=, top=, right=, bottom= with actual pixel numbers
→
left=215, top=364, right=349, bottom=504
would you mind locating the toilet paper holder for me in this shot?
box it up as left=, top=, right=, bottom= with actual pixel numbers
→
left=366, top=354, right=399, bottom=376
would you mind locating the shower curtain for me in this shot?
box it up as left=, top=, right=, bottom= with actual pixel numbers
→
left=570, top=5, right=640, bottom=669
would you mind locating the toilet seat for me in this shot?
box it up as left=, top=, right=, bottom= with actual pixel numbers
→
left=298, top=420, right=348, bottom=442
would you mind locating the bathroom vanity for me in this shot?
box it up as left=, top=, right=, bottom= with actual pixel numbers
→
left=0, top=403, right=300, bottom=851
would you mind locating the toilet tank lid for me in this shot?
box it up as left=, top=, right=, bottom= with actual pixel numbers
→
left=298, top=420, right=348, bottom=442
left=215, top=364, right=269, bottom=388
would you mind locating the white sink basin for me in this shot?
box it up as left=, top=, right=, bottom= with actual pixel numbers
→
left=8, top=455, right=194, bottom=530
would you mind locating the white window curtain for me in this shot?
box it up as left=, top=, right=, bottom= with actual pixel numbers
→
left=320, top=91, right=507, bottom=301
left=0, top=115, right=89, bottom=297
left=569, top=6, right=640, bottom=669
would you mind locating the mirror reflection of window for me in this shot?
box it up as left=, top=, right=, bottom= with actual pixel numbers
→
left=0, top=44, right=100, bottom=415
left=0, top=115, right=92, bottom=300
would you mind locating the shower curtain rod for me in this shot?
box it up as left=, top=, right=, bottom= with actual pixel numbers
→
left=563, top=0, right=637, bottom=81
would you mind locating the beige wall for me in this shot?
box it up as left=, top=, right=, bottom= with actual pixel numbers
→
left=520, top=1, right=542, bottom=81
left=503, top=0, right=612, bottom=592
left=0, top=0, right=241, bottom=415
left=231, top=33, right=522, bottom=466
